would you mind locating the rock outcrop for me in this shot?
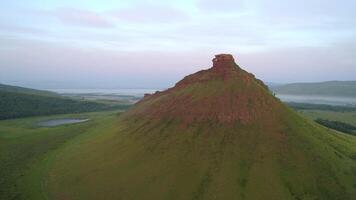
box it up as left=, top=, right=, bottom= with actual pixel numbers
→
left=123, top=54, right=276, bottom=125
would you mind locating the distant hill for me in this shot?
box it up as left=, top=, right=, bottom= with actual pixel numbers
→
left=0, top=83, right=59, bottom=97
left=0, top=83, right=129, bottom=120
left=271, top=81, right=356, bottom=97
left=265, top=82, right=284, bottom=87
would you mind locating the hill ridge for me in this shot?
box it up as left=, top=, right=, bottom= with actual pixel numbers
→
left=272, top=81, right=356, bottom=97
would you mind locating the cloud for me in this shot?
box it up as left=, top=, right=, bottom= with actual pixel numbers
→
left=0, top=38, right=208, bottom=88
left=54, top=8, right=114, bottom=28
left=0, top=24, right=48, bottom=35
left=1, top=0, right=356, bottom=88
left=112, top=4, right=189, bottom=23
left=256, top=0, right=356, bottom=18
left=253, top=0, right=356, bottom=30
left=197, top=0, right=245, bottom=13
left=196, top=0, right=356, bottom=32
left=238, top=38, right=356, bottom=82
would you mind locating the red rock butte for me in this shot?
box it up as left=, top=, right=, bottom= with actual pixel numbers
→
left=212, top=54, right=238, bottom=72
left=122, top=53, right=279, bottom=125
left=212, top=54, right=234, bottom=66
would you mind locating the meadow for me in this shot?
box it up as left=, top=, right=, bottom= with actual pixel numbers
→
left=0, top=111, right=121, bottom=200
left=1, top=105, right=356, bottom=199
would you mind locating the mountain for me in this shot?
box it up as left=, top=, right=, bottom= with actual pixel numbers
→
left=271, top=81, right=356, bottom=97
left=49, top=54, right=356, bottom=200
left=125, top=54, right=271, bottom=124
left=0, top=83, right=128, bottom=120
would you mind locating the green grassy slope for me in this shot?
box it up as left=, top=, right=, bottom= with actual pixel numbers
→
left=298, top=109, right=356, bottom=132
left=0, top=111, right=120, bottom=200
left=271, top=81, right=356, bottom=97
left=0, top=84, right=130, bottom=120
left=288, top=104, right=356, bottom=135
left=2, top=108, right=355, bottom=200
left=3, top=56, right=353, bottom=199
left=48, top=109, right=356, bottom=200
left=47, top=59, right=356, bottom=200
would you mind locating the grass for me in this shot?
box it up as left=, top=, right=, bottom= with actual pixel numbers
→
left=296, top=109, right=356, bottom=137
left=1, top=106, right=356, bottom=199
left=0, top=111, right=121, bottom=200
left=46, top=109, right=356, bottom=200
left=299, top=110, right=356, bottom=126
left=2, top=63, right=356, bottom=200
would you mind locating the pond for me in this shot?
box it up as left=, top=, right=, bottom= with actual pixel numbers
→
left=38, top=118, right=89, bottom=127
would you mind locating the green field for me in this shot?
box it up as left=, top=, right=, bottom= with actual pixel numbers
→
left=1, top=108, right=356, bottom=200
left=46, top=109, right=356, bottom=200
left=298, top=110, right=356, bottom=135
left=0, top=111, right=121, bottom=200
left=299, top=110, right=356, bottom=126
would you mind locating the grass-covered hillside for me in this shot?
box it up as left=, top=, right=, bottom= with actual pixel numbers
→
left=48, top=111, right=356, bottom=200
left=271, top=81, right=356, bottom=97
left=0, top=111, right=120, bottom=200
left=0, top=83, right=130, bottom=120
left=2, top=56, right=356, bottom=200
left=47, top=55, right=356, bottom=200
left=290, top=103, right=356, bottom=136
left=2, top=108, right=356, bottom=200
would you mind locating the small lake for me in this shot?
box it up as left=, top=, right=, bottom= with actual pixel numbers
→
left=38, top=118, right=89, bottom=127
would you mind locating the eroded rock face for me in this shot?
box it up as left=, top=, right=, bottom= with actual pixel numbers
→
left=213, top=54, right=234, bottom=64
left=212, top=54, right=236, bottom=70
left=124, top=54, right=276, bottom=125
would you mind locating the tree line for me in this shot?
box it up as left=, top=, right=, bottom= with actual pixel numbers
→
left=0, top=91, right=131, bottom=120
left=315, top=118, right=356, bottom=135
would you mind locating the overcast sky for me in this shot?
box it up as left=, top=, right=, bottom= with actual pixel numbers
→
left=1, top=0, right=355, bottom=89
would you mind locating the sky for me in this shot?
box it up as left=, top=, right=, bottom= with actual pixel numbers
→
left=0, top=0, right=355, bottom=89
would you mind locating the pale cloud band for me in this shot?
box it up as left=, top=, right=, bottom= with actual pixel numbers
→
left=0, top=0, right=355, bottom=88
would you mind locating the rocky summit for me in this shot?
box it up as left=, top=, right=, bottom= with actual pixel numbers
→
left=123, top=54, right=276, bottom=125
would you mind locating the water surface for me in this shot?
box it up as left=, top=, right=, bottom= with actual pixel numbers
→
left=38, top=118, right=89, bottom=127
